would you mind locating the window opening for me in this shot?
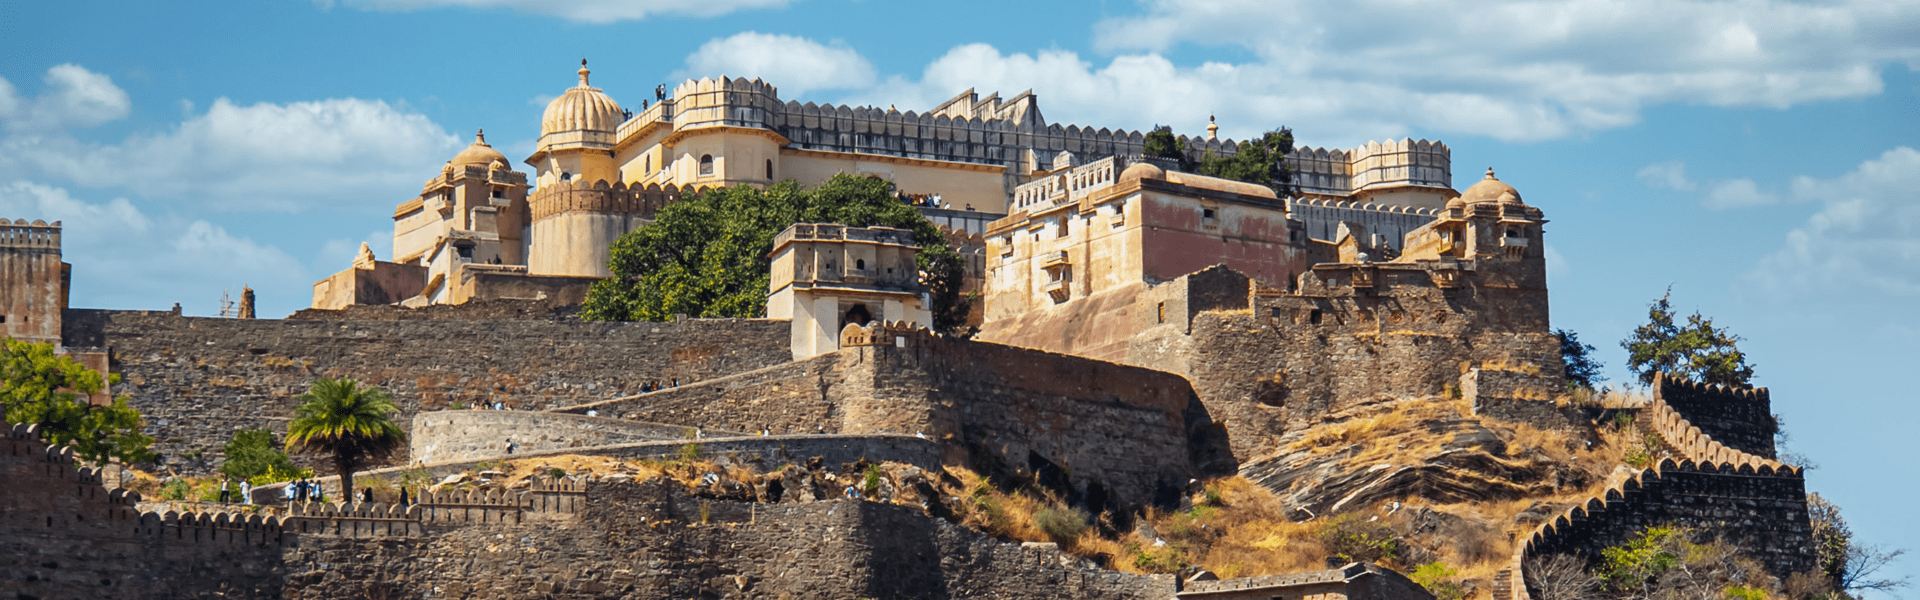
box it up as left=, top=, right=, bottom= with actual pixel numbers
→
left=699, top=154, right=715, bottom=176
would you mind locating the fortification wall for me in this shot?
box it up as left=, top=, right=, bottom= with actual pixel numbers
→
left=411, top=410, right=731, bottom=463
left=1156, top=261, right=1560, bottom=459
left=59, top=309, right=790, bottom=474
left=559, top=333, right=1222, bottom=509
left=1497, top=378, right=1812, bottom=600
left=1655, top=376, right=1776, bottom=459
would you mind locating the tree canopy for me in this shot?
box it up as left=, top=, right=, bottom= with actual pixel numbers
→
left=1142, top=126, right=1194, bottom=171
left=285, top=377, right=406, bottom=499
left=581, top=174, right=970, bottom=334
left=220, top=428, right=300, bottom=483
left=1556, top=328, right=1606, bottom=392
left=1620, top=289, right=1755, bottom=386
left=0, top=339, right=154, bottom=465
left=1195, top=127, right=1297, bottom=196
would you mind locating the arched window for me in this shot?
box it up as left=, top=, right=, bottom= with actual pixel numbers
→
left=644, top=155, right=651, bottom=173
left=766, top=159, right=774, bottom=180
left=560, top=171, right=572, bottom=182
left=855, top=259, right=866, bottom=271
left=699, top=154, right=715, bottom=176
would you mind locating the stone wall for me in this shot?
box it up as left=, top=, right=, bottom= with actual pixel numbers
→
left=559, top=332, right=1228, bottom=509
left=6, top=421, right=1171, bottom=600
left=1150, top=260, right=1561, bottom=460
left=1655, top=375, right=1776, bottom=459
left=410, top=410, right=738, bottom=464
left=1178, top=562, right=1434, bottom=600
left=60, top=308, right=790, bottom=474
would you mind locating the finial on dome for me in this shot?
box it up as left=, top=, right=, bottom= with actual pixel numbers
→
left=475, top=128, right=487, bottom=144
left=1485, top=167, right=1497, bottom=180
left=1207, top=115, right=1219, bottom=141
left=578, top=59, right=590, bottom=88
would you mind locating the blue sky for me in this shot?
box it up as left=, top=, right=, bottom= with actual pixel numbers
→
left=3, top=0, right=1917, bottom=588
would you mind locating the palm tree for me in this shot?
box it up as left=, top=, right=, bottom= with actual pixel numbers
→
left=285, top=378, right=405, bottom=502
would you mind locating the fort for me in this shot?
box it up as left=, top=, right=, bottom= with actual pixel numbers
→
left=0, top=67, right=1821, bottom=600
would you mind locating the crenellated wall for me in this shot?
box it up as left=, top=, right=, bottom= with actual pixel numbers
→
left=1497, top=376, right=1813, bottom=600
left=1654, top=376, right=1777, bottom=459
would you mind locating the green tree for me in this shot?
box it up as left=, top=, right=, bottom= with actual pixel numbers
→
left=285, top=378, right=406, bottom=500
left=1142, top=126, right=1194, bottom=171
left=1556, top=328, right=1606, bottom=392
left=1620, top=289, right=1755, bottom=387
left=581, top=174, right=971, bottom=335
left=219, top=428, right=299, bottom=482
left=1195, top=127, right=1296, bottom=196
left=0, top=339, right=155, bottom=465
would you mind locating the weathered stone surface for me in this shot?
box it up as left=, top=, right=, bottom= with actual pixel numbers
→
left=60, top=308, right=790, bottom=474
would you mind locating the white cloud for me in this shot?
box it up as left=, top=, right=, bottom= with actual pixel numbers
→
left=318, top=0, right=786, bottom=23
left=680, top=33, right=877, bottom=98
left=885, top=0, right=1920, bottom=143
left=1702, top=179, right=1780, bottom=209
left=1754, top=147, right=1920, bottom=297
left=1637, top=160, right=1696, bottom=191
left=0, top=181, right=312, bottom=316
left=1, top=92, right=460, bottom=212
left=314, top=230, right=392, bottom=274
left=0, top=64, right=132, bottom=132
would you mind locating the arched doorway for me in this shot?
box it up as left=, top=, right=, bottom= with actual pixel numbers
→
left=844, top=304, right=873, bottom=327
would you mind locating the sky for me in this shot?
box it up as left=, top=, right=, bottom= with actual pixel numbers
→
left=3, top=0, right=1917, bottom=589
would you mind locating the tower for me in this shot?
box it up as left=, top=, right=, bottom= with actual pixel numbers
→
left=0, top=219, right=67, bottom=345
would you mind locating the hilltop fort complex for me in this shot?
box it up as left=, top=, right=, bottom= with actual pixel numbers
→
left=2, top=65, right=1814, bottom=600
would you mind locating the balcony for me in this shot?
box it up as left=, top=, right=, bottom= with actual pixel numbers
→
left=1041, top=250, right=1070, bottom=269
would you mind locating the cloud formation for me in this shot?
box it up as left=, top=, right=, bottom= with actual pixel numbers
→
left=816, top=0, right=1920, bottom=144
left=0, top=64, right=131, bottom=132
left=681, top=33, right=877, bottom=98
left=317, top=0, right=786, bottom=23
left=1754, top=146, right=1920, bottom=297
left=0, top=181, right=311, bottom=315
left=0, top=65, right=462, bottom=212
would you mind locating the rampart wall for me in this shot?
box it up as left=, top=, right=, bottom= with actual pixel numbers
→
left=1655, top=376, right=1777, bottom=459
left=59, top=309, right=790, bottom=474
left=558, top=332, right=1227, bottom=509
left=410, top=410, right=737, bottom=463
left=1496, top=377, right=1812, bottom=600
left=7, top=421, right=1168, bottom=600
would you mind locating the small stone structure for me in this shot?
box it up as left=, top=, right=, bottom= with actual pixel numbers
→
left=768, top=223, right=932, bottom=360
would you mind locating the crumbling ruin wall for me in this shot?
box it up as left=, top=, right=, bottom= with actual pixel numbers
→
left=59, top=308, right=790, bottom=474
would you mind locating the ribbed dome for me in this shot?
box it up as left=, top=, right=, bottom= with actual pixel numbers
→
left=540, top=60, right=624, bottom=139
left=1460, top=168, right=1522, bottom=205
left=450, top=129, right=508, bottom=167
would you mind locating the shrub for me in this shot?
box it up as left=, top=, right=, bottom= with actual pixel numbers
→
left=1034, top=508, right=1090, bottom=544
left=1316, top=514, right=1401, bottom=565
left=1410, top=562, right=1468, bottom=600
left=159, top=478, right=190, bottom=501
left=863, top=464, right=882, bottom=497
left=219, top=428, right=299, bottom=482
left=678, top=443, right=701, bottom=462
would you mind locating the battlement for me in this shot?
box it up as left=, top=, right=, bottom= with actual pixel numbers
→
left=528, top=178, right=686, bottom=222
left=1654, top=374, right=1777, bottom=459
left=0, top=218, right=62, bottom=250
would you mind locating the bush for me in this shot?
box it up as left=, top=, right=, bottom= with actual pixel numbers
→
left=159, top=478, right=190, bottom=501
left=219, top=428, right=299, bottom=482
left=1034, top=508, right=1090, bottom=544
left=678, top=443, right=701, bottom=462
left=1410, top=562, right=1468, bottom=600
left=863, top=464, right=882, bottom=497
left=1316, top=514, right=1402, bottom=565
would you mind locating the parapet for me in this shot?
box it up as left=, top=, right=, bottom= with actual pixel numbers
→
left=529, top=179, right=684, bottom=222
left=0, top=218, right=62, bottom=250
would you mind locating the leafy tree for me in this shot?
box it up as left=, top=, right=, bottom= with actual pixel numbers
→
left=581, top=174, right=971, bottom=335
left=0, top=339, right=155, bottom=465
left=1808, top=492, right=1909, bottom=597
left=219, top=428, right=299, bottom=482
left=1142, top=126, right=1194, bottom=171
left=1195, top=127, right=1296, bottom=196
left=1620, top=288, right=1755, bottom=387
left=285, top=378, right=406, bottom=500
left=1556, top=328, right=1607, bottom=392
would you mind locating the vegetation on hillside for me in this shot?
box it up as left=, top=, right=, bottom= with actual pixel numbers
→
left=0, top=339, right=154, bottom=465
left=285, top=377, right=406, bottom=498
left=219, top=428, right=302, bottom=484
left=1556, top=328, right=1606, bottom=393
left=580, top=174, right=970, bottom=335
left=1621, top=288, right=1755, bottom=386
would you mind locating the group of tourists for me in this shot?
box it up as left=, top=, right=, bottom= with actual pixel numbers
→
left=282, top=478, right=326, bottom=503
left=212, top=476, right=254, bottom=504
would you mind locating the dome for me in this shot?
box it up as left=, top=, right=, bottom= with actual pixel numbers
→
left=1460, top=168, right=1522, bottom=205
left=1165, top=171, right=1278, bottom=200
left=450, top=129, right=508, bottom=167
left=540, top=60, right=624, bottom=138
left=1119, top=161, right=1165, bottom=182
